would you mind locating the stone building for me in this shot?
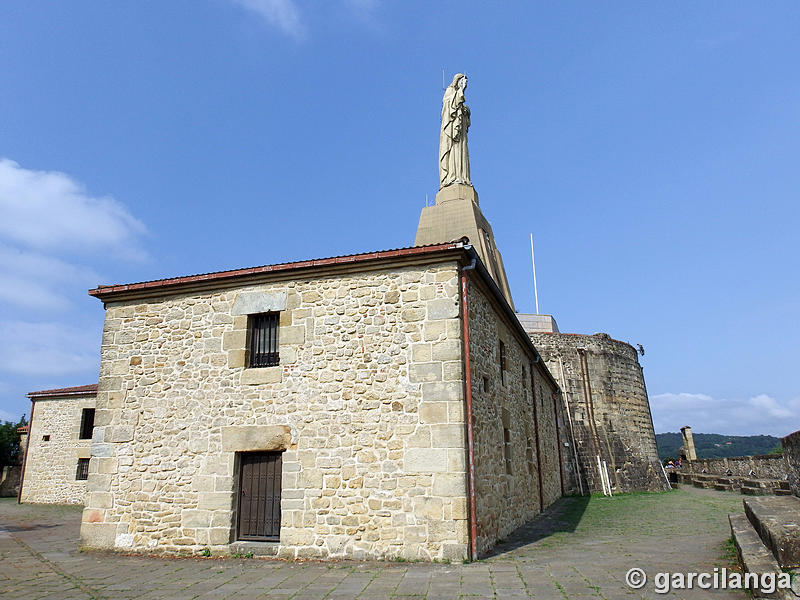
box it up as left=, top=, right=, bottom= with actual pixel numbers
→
left=522, top=318, right=668, bottom=493
left=78, top=241, right=577, bottom=560
left=18, top=384, right=98, bottom=504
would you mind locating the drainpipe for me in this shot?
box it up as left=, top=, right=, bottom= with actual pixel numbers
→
left=460, top=252, right=478, bottom=561
left=17, top=398, right=35, bottom=504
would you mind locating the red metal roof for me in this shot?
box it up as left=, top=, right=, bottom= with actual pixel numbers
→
left=27, top=383, right=98, bottom=399
left=89, top=241, right=467, bottom=300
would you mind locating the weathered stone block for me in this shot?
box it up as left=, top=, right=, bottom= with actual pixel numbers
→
left=409, top=363, right=442, bottom=383
left=431, top=340, right=461, bottom=361
left=182, top=509, right=212, bottom=528
left=427, top=298, right=459, bottom=320
left=431, top=424, right=464, bottom=448
left=405, top=448, right=448, bottom=472
left=81, top=523, right=117, bottom=549
left=280, top=325, right=305, bottom=345
left=231, top=290, right=287, bottom=315
left=227, top=349, right=246, bottom=369
left=198, top=492, right=234, bottom=511
left=422, top=381, right=461, bottom=402
left=222, top=330, right=247, bottom=351
left=419, top=402, right=448, bottom=424
left=432, top=473, right=465, bottom=496
left=241, top=367, right=282, bottom=385
left=89, top=492, right=114, bottom=509
left=109, top=425, right=134, bottom=443
left=208, top=527, right=232, bottom=545
left=221, top=425, right=291, bottom=452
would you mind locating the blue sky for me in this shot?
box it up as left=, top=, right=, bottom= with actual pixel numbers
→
left=1, top=2, right=798, bottom=436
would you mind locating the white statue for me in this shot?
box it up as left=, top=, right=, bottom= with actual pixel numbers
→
left=439, top=73, right=472, bottom=189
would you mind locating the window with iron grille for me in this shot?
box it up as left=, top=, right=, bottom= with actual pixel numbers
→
left=76, top=458, right=90, bottom=480
left=249, top=312, right=280, bottom=368
left=79, top=408, right=95, bottom=440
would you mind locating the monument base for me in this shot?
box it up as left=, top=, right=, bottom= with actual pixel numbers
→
left=415, top=184, right=514, bottom=310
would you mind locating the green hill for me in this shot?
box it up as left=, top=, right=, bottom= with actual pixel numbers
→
left=656, top=432, right=781, bottom=461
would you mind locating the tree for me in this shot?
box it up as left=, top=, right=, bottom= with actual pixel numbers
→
left=0, top=415, right=27, bottom=469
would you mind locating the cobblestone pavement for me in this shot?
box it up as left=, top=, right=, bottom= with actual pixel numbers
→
left=1, top=487, right=747, bottom=599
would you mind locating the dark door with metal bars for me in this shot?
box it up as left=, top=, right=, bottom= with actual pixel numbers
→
left=237, top=451, right=282, bottom=541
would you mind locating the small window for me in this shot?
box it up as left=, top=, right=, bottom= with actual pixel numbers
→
left=79, top=408, right=95, bottom=440
left=483, top=377, right=489, bottom=393
left=76, top=458, right=90, bottom=480
left=499, top=341, right=506, bottom=385
left=249, top=313, right=280, bottom=368
left=42, top=435, right=50, bottom=442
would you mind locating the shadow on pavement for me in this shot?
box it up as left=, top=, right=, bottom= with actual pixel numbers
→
left=483, top=494, right=591, bottom=558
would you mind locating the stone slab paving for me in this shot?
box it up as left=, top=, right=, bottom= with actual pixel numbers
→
left=1, top=487, right=747, bottom=599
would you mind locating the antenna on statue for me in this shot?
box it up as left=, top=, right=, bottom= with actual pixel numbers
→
left=425, top=193, right=429, bottom=207
left=442, top=68, right=446, bottom=91
left=530, top=233, right=540, bottom=314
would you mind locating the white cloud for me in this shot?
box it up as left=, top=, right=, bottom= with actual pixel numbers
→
left=0, top=321, right=99, bottom=377
left=232, top=0, right=306, bottom=39
left=651, top=391, right=800, bottom=437
left=0, top=159, right=145, bottom=258
left=0, top=243, right=100, bottom=310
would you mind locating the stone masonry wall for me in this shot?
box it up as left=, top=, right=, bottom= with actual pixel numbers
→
left=21, top=395, right=96, bottom=504
left=685, top=455, right=789, bottom=480
left=528, top=332, right=667, bottom=493
left=81, top=262, right=470, bottom=561
left=467, top=279, right=563, bottom=555
left=783, top=430, right=800, bottom=497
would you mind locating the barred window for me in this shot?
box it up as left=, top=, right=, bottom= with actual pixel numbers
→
left=249, top=313, right=280, bottom=368
left=76, top=458, right=90, bottom=481
left=79, top=408, right=95, bottom=440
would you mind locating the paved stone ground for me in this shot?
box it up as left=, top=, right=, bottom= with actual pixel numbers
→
left=1, top=486, right=747, bottom=599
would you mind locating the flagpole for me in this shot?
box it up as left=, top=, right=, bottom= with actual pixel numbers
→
left=530, top=233, right=539, bottom=314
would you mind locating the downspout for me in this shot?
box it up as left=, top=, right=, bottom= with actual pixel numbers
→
left=460, top=252, right=478, bottom=561
left=529, top=365, right=545, bottom=513
left=17, top=398, right=35, bottom=504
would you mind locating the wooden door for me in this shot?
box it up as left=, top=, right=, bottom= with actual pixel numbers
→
left=237, top=451, right=282, bottom=541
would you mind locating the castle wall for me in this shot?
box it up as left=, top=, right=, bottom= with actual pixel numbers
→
left=684, top=455, right=789, bottom=479
left=781, top=430, right=800, bottom=497
left=20, top=394, right=96, bottom=504
left=80, top=262, right=472, bottom=561
left=527, top=332, right=667, bottom=493
left=467, top=280, right=564, bottom=555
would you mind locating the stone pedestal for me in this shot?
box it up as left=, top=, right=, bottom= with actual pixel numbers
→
left=415, top=184, right=514, bottom=309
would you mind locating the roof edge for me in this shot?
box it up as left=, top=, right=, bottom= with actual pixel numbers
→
left=90, top=242, right=467, bottom=302
left=28, top=383, right=98, bottom=399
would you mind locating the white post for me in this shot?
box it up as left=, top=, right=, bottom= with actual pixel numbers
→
left=596, top=455, right=607, bottom=496
left=602, top=460, right=613, bottom=497
left=530, top=233, right=539, bottom=314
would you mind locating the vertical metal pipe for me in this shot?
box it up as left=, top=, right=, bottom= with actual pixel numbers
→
left=460, top=258, right=478, bottom=560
